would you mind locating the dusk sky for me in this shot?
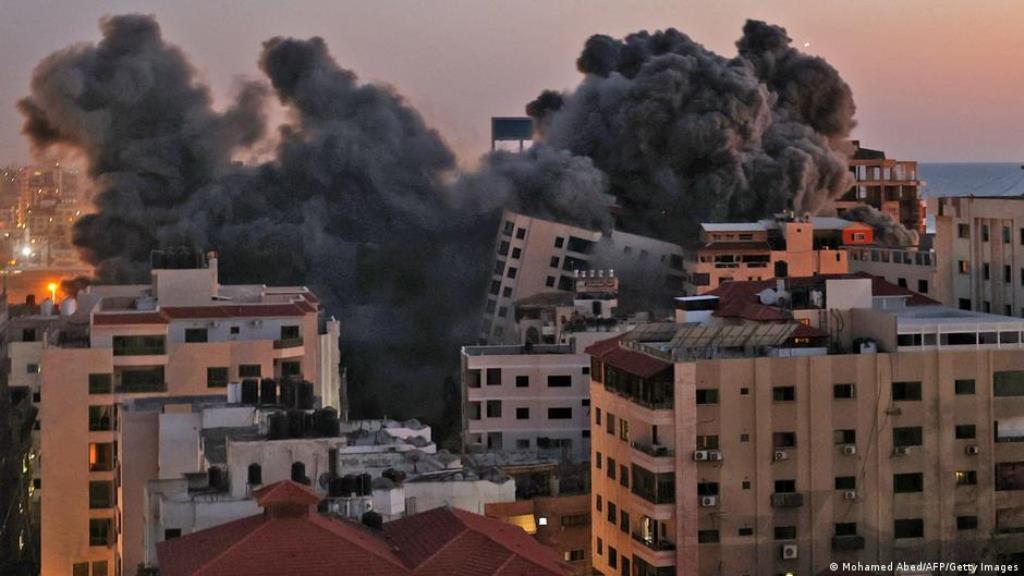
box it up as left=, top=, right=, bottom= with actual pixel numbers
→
left=2, top=0, right=1023, bottom=165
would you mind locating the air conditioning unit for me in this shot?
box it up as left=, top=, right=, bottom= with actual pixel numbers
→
left=773, top=450, right=788, bottom=462
left=966, top=445, right=980, bottom=456
left=781, top=544, right=799, bottom=560
left=843, top=490, right=857, bottom=501
left=693, top=450, right=709, bottom=461
left=700, top=495, right=718, bottom=507
left=842, top=444, right=857, bottom=456
left=708, top=450, right=723, bottom=462
left=894, top=446, right=911, bottom=456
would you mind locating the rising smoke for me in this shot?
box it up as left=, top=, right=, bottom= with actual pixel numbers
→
left=528, top=21, right=867, bottom=245
left=19, top=16, right=908, bottom=423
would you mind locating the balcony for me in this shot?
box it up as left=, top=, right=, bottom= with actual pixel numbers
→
left=632, top=531, right=676, bottom=552
left=631, top=442, right=673, bottom=458
left=273, top=336, right=304, bottom=349
left=770, top=492, right=804, bottom=508
left=832, top=535, right=865, bottom=551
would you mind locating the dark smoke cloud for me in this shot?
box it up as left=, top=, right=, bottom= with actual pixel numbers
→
left=527, top=21, right=857, bottom=245
left=841, top=204, right=919, bottom=247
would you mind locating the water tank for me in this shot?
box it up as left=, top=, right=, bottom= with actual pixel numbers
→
left=40, top=298, right=54, bottom=316
left=382, top=468, right=407, bottom=484
left=279, top=380, right=297, bottom=409
left=291, top=461, right=306, bottom=483
left=328, top=477, right=346, bottom=498
left=287, top=410, right=306, bottom=438
left=259, top=378, right=277, bottom=405
left=298, top=380, right=315, bottom=409
left=361, top=510, right=383, bottom=531
left=359, top=473, right=372, bottom=496
left=341, top=474, right=357, bottom=496
left=227, top=382, right=241, bottom=404
left=208, top=467, right=225, bottom=490
left=319, top=408, right=340, bottom=437
left=59, top=297, right=77, bottom=316
left=240, top=379, right=259, bottom=404
left=247, top=463, right=262, bottom=485
left=268, top=413, right=289, bottom=440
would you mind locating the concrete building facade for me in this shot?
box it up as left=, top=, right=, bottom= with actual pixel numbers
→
left=588, top=277, right=1024, bottom=576
left=836, top=141, right=925, bottom=237
left=38, top=250, right=341, bottom=576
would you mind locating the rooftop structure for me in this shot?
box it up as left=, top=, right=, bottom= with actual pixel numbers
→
left=156, top=480, right=571, bottom=576
left=684, top=214, right=869, bottom=295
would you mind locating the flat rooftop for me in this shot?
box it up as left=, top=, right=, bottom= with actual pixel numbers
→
left=462, top=344, right=575, bottom=356
left=894, top=306, right=1024, bottom=329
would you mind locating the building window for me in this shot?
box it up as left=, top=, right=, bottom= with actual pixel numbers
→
left=486, top=400, right=502, bottom=418
left=88, top=373, right=113, bottom=395
left=738, top=527, right=754, bottom=536
left=515, top=375, right=529, bottom=388
left=996, top=462, right=1024, bottom=490
left=619, top=419, right=630, bottom=442
left=957, top=516, right=978, bottom=530
left=89, top=518, right=113, bottom=547
left=955, top=424, right=976, bottom=439
left=607, top=501, right=616, bottom=524
left=515, top=407, right=530, bottom=420
left=112, top=334, right=166, bottom=356
left=607, top=546, right=617, bottom=569
left=918, top=279, right=928, bottom=294
left=835, top=522, right=857, bottom=536
left=92, top=561, right=109, bottom=576
left=773, top=432, right=796, bottom=448
left=595, top=536, right=603, bottom=555
left=893, top=427, right=923, bottom=447
left=697, top=435, right=719, bottom=450
left=994, top=371, right=1024, bottom=396
left=545, top=276, right=555, bottom=287
left=515, top=439, right=530, bottom=449
left=620, top=464, right=629, bottom=488
left=620, top=510, right=630, bottom=534
left=73, top=563, right=89, bottom=576
left=958, top=224, right=970, bottom=239
left=606, top=413, right=615, bottom=435
left=515, top=228, right=526, bottom=239
left=595, top=407, right=601, bottom=426
left=547, top=375, right=572, bottom=387
left=207, top=367, right=229, bottom=388
left=774, top=479, right=796, bottom=493
left=502, top=287, right=512, bottom=298
left=698, top=482, right=720, bottom=496
left=955, top=470, right=978, bottom=486
left=697, top=530, right=720, bottom=544
left=983, top=225, right=990, bottom=242
left=834, top=383, right=855, bottom=399
left=184, top=328, right=208, bottom=343
left=497, top=306, right=507, bottom=318
left=89, top=481, right=114, bottom=509
left=892, top=381, right=922, bottom=401
left=511, top=247, right=521, bottom=259
left=1006, top=265, right=1013, bottom=282
left=506, top=266, right=518, bottom=279
left=548, top=407, right=572, bottom=419
left=774, top=526, right=797, bottom=540
left=740, top=387, right=749, bottom=395
left=835, top=476, right=856, bottom=490
left=26, top=363, right=39, bottom=374
left=894, top=518, right=924, bottom=539
left=88, top=406, right=113, bottom=432
left=607, top=457, right=617, bottom=480
left=89, top=443, right=114, bottom=472
left=695, top=389, right=719, bottom=405
left=958, top=261, right=969, bottom=275
left=772, top=386, right=795, bottom=402
left=596, top=494, right=602, bottom=511
left=554, top=236, right=565, bottom=248
left=955, top=379, right=975, bottom=395
left=549, top=256, right=560, bottom=268
left=486, top=368, right=501, bottom=386
left=563, top=549, right=585, bottom=562
left=238, top=364, right=261, bottom=378
left=833, top=429, right=856, bottom=445
left=742, top=480, right=751, bottom=489
left=983, top=263, right=991, bottom=280
left=894, top=473, right=924, bottom=493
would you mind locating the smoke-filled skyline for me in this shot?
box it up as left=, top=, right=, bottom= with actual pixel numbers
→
left=17, top=14, right=907, bottom=422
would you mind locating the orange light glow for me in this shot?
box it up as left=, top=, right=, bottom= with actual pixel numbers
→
left=47, top=282, right=57, bottom=302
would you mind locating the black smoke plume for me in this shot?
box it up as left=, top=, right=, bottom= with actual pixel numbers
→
left=841, top=204, right=919, bottom=247
left=527, top=21, right=858, bottom=245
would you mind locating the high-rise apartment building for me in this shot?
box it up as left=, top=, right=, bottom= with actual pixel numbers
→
left=481, top=210, right=684, bottom=345
left=589, top=274, right=1024, bottom=576
left=836, top=141, right=925, bottom=237
left=683, top=215, right=869, bottom=295
left=38, top=249, right=341, bottom=576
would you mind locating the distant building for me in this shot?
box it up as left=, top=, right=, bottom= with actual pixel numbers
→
left=482, top=209, right=684, bottom=344
left=486, top=494, right=592, bottom=576
left=683, top=215, right=868, bottom=294
left=836, top=141, right=925, bottom=236
left=38, top=249, right=342, bottom=576
left=590, top=273, right=1024, bottom=576
left=156, top=480, right=571, bottom=576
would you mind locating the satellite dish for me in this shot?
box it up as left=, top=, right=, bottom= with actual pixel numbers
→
left=758, top=289, right=779, bottom=306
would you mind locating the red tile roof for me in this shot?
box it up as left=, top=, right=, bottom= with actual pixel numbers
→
left=384, top=507, right=570, bottom=576
left=156, top=481, right=571, bottom=576
left=585, top=335, right=671, bottom=378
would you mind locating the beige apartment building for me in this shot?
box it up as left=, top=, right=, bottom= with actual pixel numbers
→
left=589, top=276, right=1024, bottom=576
left=481, top=210, right=684, bottom=344
left=836, top=141, right=925, bottom=236
left=683, top=216, right=869, bottom=295
left=38, top=249, right=341, bottom=576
